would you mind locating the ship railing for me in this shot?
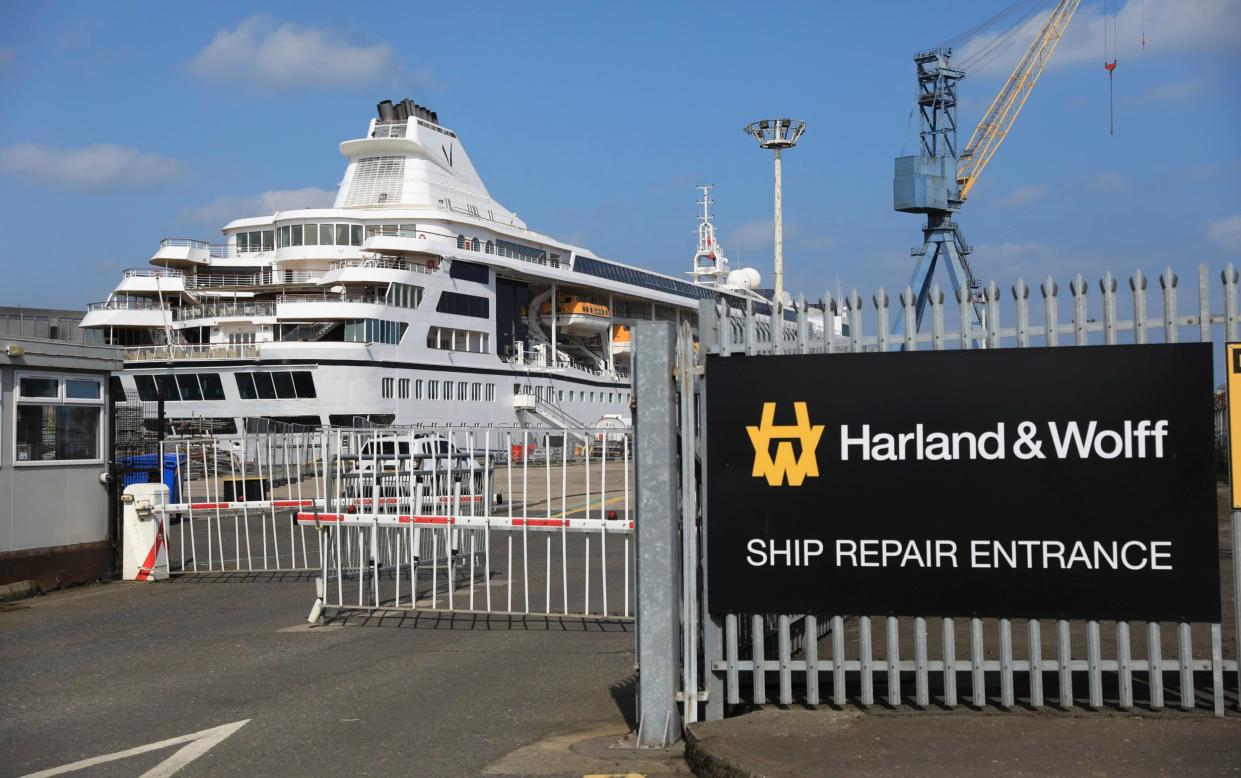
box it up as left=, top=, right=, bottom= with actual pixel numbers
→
left=186, top=270, right=327, bottom=288
left=123, top=267, right=184, bottom=279
left=122, top=344, right=260, bottom=362
left=159, top=238, right=211, bottom=250
left=86, top=298, right=169, bottom=312
left=172, top=301, right=278, bottom=321
left=363, top=226, right=421, bottom=239
left=329, top=257, right=434, bottom=273
left=277, top=292, right=383, bottom=305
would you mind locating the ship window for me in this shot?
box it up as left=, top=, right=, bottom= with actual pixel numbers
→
left=261, top=231, right=273, bottom=251
left=200, top=373, right=226, bottom=401
left=235, top=372, right=257, bottom=400
left=351, top=225, right=363, bottom=246
left=385, top=283, right=422, bottom=309
left=443, top=380, right=453, bottom=401
left=156, top=375, right=179, bottom=402
left=486, top=383, right=495, bottom=402
left=397, top=379, right=409, bottom=399
left=428, top=381, right=439, bottom=400
left=319, top=224, right=335, bottom=246
left=414, top=379, right=423, bottom=399
left=291, top=371, right=316, bottom=399
left=456, top=234, right=466, bottom=249
left=254, top=371, right=277, bottom=399
left=291, top=224, right=303, bottom=245
left=381, top=377, right=394, bottom=399
left=135, top=375, right=159, bottom=402
left=237, top=232, right=249, bottom=252
left=335, top=224, right=349, bottom=246
left=471, top=382, right=481, bottom=402
left=272, top=371, right=296, bottom=399
left=557, top=390, right=564, bottom=402
left=458, top=381, right=468, bottom=401
left=436, top=291, right=488, bottom=318
left=176, top=374, right=203, bottom=402
left=448, top=260, right=489, bottom=284
left=303, top=223, right=318, bottom=245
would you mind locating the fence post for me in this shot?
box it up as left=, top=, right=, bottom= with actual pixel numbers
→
left=634, top=321, right=682, bottom=746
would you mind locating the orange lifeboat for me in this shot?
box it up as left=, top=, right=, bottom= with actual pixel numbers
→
left=539, top=295, right=610, bottom=335
left=610, top=324, right=631, bottom=356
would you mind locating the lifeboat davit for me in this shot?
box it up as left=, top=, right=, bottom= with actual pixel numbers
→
left=539, top=296, right=610, bottom=335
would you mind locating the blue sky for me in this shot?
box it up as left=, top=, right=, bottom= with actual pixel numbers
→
left=0, top=0, right=1238, bottom=311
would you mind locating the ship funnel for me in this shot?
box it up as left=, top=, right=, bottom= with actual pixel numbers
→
left=377, top=100, right=396, bottom=121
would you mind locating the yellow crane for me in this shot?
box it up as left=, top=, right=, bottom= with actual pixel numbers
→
left=893, top=0, right=1084, bottom=332
left=957, top=0, right=1083, bottom=201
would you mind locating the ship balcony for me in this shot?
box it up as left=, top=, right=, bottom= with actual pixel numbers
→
left=117, top=267, right=186, bottom=294
left=151, top=238, right=212, bottom=267
left=324, top=256, right=438, bottom=284
left=361, top=233, right=443, bottom=263
left=275, top=292, right=389, bottom=319
left=184, top=269, right=327, bottom=291
left=82, top=299, right=172, bottom=329
left=171, top=300, right=278, bottom=324
left=122, top=343, right=260, bottom=362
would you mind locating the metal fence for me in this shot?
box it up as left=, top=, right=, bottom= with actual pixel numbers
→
left=153, top=425, right=635, bottom=621
left=663, top=264, right=1240, bottom=729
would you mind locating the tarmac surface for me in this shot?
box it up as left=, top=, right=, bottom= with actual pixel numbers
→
left=0, top=578, right=686, bottom=778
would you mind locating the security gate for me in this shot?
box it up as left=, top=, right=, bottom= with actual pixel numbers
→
left=152, top=424, right=635, bottom=621
left=641, top=264, right=1241, bottom=738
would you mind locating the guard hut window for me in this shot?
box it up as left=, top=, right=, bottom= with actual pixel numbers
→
left=14, top=373, right=103, bottom=463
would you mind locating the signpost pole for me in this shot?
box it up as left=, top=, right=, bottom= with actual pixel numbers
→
left=634, top=321, right=682, bottom=746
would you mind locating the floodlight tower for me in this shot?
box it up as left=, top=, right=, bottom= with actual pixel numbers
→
left=744, top=118, right=805, bottom=318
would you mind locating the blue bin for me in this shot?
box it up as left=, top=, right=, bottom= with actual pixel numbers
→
left=120, top=453, right=183, bottom=503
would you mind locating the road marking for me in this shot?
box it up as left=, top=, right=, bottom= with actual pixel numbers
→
left=22, top=719, right=250, bottom=778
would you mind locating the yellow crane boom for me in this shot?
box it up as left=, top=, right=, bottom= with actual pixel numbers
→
left=956, top=0, right=1082, bottom=202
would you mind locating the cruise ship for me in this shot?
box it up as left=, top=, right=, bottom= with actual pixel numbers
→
left=82, top=99, right=819, bottom=433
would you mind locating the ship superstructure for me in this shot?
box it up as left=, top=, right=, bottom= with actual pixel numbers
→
left=82, top=99, right=815, bottom=433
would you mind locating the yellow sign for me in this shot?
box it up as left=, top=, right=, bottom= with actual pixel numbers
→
left=746, top=402, right=824, bottom=487
left=1229, top=343, right=1241, bottom=509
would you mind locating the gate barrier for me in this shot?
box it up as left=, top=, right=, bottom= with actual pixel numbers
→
left=154, top=425, right=634, bottom=620
left=632, top=264, right=1241, bottom=744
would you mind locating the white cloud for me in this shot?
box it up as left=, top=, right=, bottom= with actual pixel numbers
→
left=1129, top=78, right=1202, bottom=104
left=1206, top=215, right=1241, bottom=252
left=189, top=16, right=430, bottom=92
left=0, top=143, right=186, bottom=190
left=955, top=0, right=1241, bottom=77
left=178, top=187, right=336, bottom=225
left=995, top=184, right=1048, bottom=208
left=1086, top=172, right=1131, bottom=193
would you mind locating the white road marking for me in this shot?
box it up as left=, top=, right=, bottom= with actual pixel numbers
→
left=21, top=719, right=250, bottom=778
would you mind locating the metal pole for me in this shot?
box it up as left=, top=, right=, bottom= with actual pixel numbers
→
left=634, top=321, right=682, bottom=746
left=773, top=147, right=784, bottom=321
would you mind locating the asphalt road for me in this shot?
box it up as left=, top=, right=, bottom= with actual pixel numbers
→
left=0, top=578, right=684, bottom=777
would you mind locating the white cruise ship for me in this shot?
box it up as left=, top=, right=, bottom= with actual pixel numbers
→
left=82, top=99, right=815, bottom=434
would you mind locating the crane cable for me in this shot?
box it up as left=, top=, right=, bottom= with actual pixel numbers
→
left=1104, top=0, right=1118, bottom=135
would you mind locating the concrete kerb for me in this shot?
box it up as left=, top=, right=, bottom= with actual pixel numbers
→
left=0, top=579, right=40, bottom=602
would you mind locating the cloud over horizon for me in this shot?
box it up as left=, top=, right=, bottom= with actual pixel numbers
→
left=1206, top=215, right=1241, bottom=252
left=956, top=0, right=1241, bottom=78
left=178, top=187, right=337, bottom=226
left=189, top=16, right=431, bottom=92
left=0, top=143, right=186, bottom=190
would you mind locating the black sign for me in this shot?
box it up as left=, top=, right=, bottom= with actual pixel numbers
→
left=704, top=343, right=1220, bottom=622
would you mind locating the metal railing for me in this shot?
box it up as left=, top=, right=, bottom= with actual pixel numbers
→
left=185, top=270, right=327, bottom=289
left=159, top=238, right=210, bottom=250
left=123, top=267, right=184, bottom=279
left=278, top=292, right=382, bottom=305
left=329, top=257, right=434, bottom=273
left=172, top=301, right=278, bottom=321
left=122, top=343, right=260, bottom=362
left=86, top=298, right=168, bottom=312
